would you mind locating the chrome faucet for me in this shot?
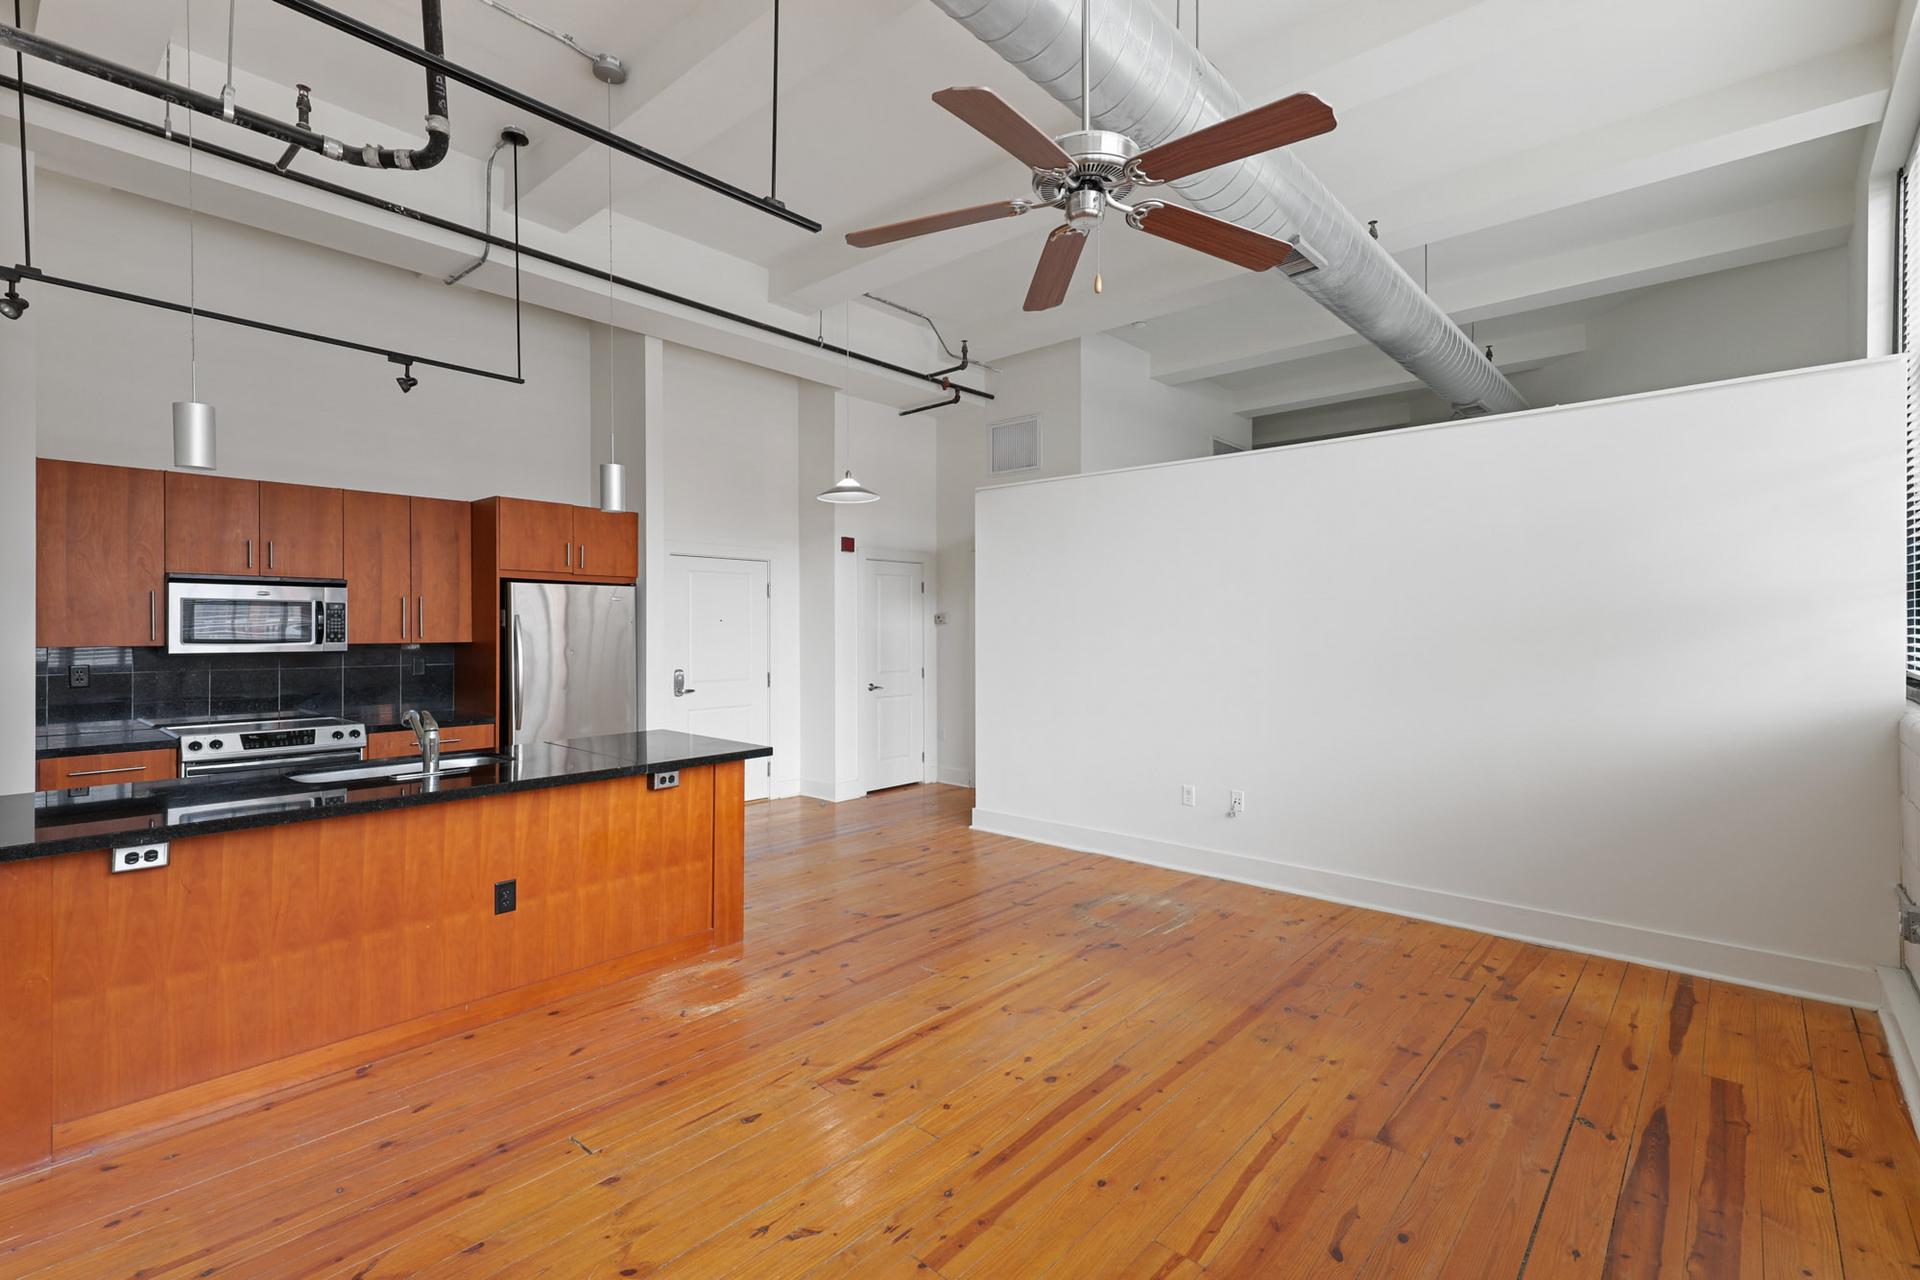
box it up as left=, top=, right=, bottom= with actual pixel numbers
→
left=402, top=708, right=441, bottom=775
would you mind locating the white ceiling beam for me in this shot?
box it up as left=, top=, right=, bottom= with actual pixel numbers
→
left=1227, top=324, right=1587, bottom=418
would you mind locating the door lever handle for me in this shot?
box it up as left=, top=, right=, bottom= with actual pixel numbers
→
left=673, top=668, right=696, bottom=697
left=867, top=683, right=883, bottom=691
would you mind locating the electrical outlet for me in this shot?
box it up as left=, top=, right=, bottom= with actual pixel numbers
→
left=494, top=879, right=517, bottom=914
left=1180, top=784, right=1196, bottom=807
left=1229, top=790, right=1245, bottom=818
left=649, top=770, right=680, bottom=790
left=412, top=656, right=427, bottom=676
left=111, top=841, right=169, bottom=872
left=68, top=663, right=90, bottom=688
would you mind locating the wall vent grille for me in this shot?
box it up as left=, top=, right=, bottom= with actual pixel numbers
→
left=991, top=416, right=1041, bottom=475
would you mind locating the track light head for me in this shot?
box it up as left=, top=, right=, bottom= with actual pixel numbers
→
left=395, top=360, right=418, bottom=393
left=0, top=288, right=28, bottom=320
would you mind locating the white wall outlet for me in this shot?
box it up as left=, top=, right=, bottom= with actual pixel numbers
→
left=1228, top=790, right=1245, bottom=818
left=111, top=841, right=169, bottom=872
left=1181, top=784, right=1196, bottom=807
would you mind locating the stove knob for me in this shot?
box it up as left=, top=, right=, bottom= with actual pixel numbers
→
left=187, top=740, right=204, bottom=751
left=331, top=730, right=345, bottom=740
left=208, top=739, right=224, bottom=750
left=348, top=728, right=361, bottom=739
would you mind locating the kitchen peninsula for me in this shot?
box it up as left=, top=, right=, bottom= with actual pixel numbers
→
left=0, top=729, right=770, bottom=1179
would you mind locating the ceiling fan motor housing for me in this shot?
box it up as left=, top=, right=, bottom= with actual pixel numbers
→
left=1034, top=129, right=1140, bottom=205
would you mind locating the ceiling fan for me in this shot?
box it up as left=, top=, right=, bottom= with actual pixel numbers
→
left=843, top=7, right=1337, bottom=312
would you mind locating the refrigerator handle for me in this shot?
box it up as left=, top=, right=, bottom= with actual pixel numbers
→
left=512, top=614, right=526, bottom=733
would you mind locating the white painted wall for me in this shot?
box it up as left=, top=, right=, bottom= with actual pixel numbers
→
left=1080, top=334, right=1250, bottom=471
left=1252, top=247, right=1857, bottom=447
left=0, top=140, right=36, bottom=792
left=32, top=174, right=593, bottom=502
left=975, top=359, right=1907, bottom=1006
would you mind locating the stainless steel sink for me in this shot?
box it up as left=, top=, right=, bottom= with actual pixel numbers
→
left=287, top=754, right=511, bottom=784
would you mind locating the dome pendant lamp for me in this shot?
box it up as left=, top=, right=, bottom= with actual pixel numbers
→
left=817, top=302, right=879, bottom=504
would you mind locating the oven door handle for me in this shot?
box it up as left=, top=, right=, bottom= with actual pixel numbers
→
left=179, top=749, right=365, bottom=777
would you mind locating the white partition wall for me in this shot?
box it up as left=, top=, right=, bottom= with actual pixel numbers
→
left=974, top=359, right=1908, bottom=1005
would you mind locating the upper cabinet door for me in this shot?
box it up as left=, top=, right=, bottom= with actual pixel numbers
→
left=165, top=472, right=261, bottom=576
left=410, top=497, right=473, bottom=643
left=571, top=508, right=639, bottom=580
left=37, top=460, right=166, bottom=647
left=259, top=482, right=345, bottom=579
left=495, top=497, right=574, bottom=575
left=343, top=491, right=411, bottom=644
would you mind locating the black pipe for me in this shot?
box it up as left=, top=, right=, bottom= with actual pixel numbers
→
left=0, top=71, right=992, bottom=402
left=10, top=0, right=25, bottom=266
left=3, top=263, right=522, bottom=383
left=263, top=0, right=820, bottom=233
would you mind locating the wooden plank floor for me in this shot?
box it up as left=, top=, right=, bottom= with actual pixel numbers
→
left=3, top=783, right=1919, bottom=1278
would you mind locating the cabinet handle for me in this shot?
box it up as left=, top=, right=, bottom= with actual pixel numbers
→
left=565, top=542, right=571, bottom=568
left=149, top=590, right=156, bottom=642
left=418, top=595, right=425, bottom=641
left=67, top=765, right=149, bottom=778
left=400, top=595, right=408, bottom=641
left=246, top=539, right=254, bottom=569
left=268, top=540, right=276, bottom=570
left=581, top=545, right=587, bottom=570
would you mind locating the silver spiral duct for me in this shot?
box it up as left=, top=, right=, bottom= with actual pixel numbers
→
left=929, top=0, right=1528, bottom=416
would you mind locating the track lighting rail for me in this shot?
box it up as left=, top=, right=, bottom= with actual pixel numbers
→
left=261, top=0, right=818, bottom=231
left=0, top=71, right=992, bottom=402
left=1, top=263, right=524, bottom=385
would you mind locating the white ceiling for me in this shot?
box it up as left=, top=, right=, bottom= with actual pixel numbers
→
left=19, top=0, right=1902, bottom=411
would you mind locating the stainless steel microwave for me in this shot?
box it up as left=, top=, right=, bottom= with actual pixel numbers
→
left=167, top=577, right=349, bottom=655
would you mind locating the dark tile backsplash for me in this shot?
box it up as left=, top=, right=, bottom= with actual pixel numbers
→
left=38, top=644, right=458, bottom=727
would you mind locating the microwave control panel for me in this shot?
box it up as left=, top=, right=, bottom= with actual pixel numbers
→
left=321, top=602, right=347, bottom=644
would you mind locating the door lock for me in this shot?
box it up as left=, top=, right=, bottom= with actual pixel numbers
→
left=674, top=668, right=696, bottom=697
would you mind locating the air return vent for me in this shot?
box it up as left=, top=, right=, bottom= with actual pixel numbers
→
left=991, top=416, right=1041, bottom=475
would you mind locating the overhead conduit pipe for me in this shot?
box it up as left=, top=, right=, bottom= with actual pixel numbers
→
left=929, top=0, right=1528, bottom=417
left=0, top=0, right=450, bottom=172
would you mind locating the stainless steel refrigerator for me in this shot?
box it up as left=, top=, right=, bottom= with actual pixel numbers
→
left=502, top=581, right=639, bottom=750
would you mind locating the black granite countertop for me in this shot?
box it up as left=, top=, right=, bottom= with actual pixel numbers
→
left=4, top=731, right=771, bottom=863
left=35, top=710, right=496, bottom=759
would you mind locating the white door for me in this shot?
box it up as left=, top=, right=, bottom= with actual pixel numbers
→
left=861, top=556, right=925, bottom=792
left=662, top=555, right=772, bottom=800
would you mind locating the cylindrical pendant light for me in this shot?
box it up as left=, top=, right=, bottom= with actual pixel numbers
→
left=172, top=0, right=217, bottom=471
left=172, top=400, right=217, bottom=470
left=599, top=459, right=626, bottom=512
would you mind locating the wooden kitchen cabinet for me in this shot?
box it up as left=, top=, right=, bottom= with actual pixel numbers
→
left=259, top=482, right=344, bottom=578
left=36, top=460, right=166, bottom=647
left=494, top=497, right=575, bottom=575
left=36, top=749, right=177, bottom=792
left=365, top=723, right=492, bottom=760
left=164, top=472, right=260, bottom=576
left=571, top=508, right=639, bottom=580
left=344, top=491, right=412, bottom=644
left=410, top=497, right=473, bottom=643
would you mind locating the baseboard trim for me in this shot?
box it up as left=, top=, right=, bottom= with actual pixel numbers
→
left=937, top=767, right=973, bottom=788
left=971, top=809, right=1882, bottom=1008
left=799, top=779, right=867, bottom=803
left=1878, top=967, right=1920, bottom=1123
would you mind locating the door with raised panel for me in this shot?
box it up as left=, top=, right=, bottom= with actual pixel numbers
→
left=165, top=472, right=259, bottom=576
left=37, top=460, right=166, bottom=647
left=495, top=497, right=574, bottom=575
left=259, top=482, right=344, bottom=578
left=660, top=555, right=771, bottom=800
left=571, top=508, right=638, bottom=580
left=860, top=556, right=925, bottom=792
left=410, top=497, right=473, bottom=642
left=344, top=491, right=411, bottom=643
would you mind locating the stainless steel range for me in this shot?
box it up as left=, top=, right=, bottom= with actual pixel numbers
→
left=156, top=714, right=368, bottom=777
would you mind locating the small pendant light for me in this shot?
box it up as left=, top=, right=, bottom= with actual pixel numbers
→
left=818, top=302, right=879, bottom=503
left=596, top=79, right=625, bottom=512
left=171, top=2, right=216, bottom=471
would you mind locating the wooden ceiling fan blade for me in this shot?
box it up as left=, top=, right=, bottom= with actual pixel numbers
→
left=1133, top=203, right=1295, bottom=272
left=933, top=87, right=1074, bottom=171
left=845, top=201, right=1027, bottom=248
left=1024, top=225, right=1087, bottom=312
left=1132, top=93, right=1336, bottom=184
